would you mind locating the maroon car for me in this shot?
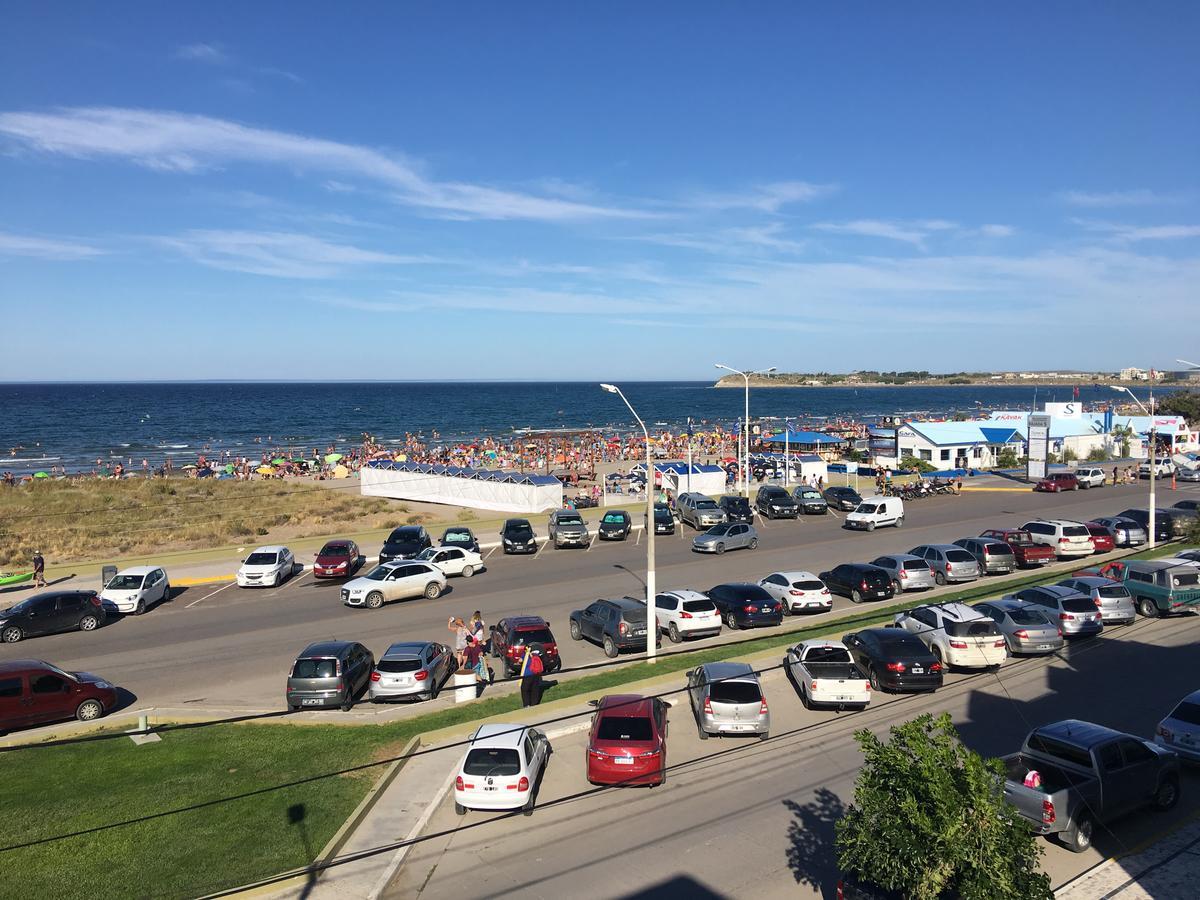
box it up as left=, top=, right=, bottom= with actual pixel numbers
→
left=313, top=540, right=362, bottom=579
left=979, top=529, right=1056, bottom=567
left=490, top=616, right=561, bottom=677
left=586, top=694, right=668, bottom=787
left=0, top=660, right=118, bottom=734
left=1084, top=523, right=1116, bottom=554
left=1034, top=472, right=1079, bottom=492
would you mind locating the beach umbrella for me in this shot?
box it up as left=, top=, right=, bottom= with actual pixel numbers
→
left=256, top=465, right=275, bottom=475
left=272, top=457, right=287, bottom=465
left=181, top=464, right=197, bottom=470
left=224, top=464, right=235, bottom=473
left=33, top=471, right=49, bottom=478
left=324, top=452, right=343, bottom=463
left=332, top=464, right=350, bottom=479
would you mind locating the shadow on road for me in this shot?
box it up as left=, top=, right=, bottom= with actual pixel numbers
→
left=617, top=874, right=729, bottom=899
left=1, top=573, right=76, bottom=595
left=784, top=787, right=845, bottom=897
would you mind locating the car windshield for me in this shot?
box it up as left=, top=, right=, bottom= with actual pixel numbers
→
left=946, top=620, right=1000, bottom=638
left=855, top=504, right=878, bottom=514
left=245, top=552, right=278, bottom=565
left=985, top=544, right=1014, bottom=556
left=557, top=515, right=584, bottom=526
left=506, top=524, right=533, bottom=538
left=801, top=491, right=822, bottom=500
left=900, top=560, right=931, bottom=571
left=443, top=531, right=471, bottom=543
left=1173, top=572, right=1200, bottom=587
left=292, top=658, right=336, bottom=679
left=705, top=524, right=733, bottom=536
left=945, top=550, right=975, bottom=563
left=106, top=574, right=145, bottom=590
left=513, top=628, right=554, bottom=645
left=1007, top=608, right=1051, bottom=626
left=1097, top=586, right=1130, bottom=599
left=463, top=747, right=521, bottom=777
left=794, top=579, right=827, bottom=590
left=602, top=514, right=625, bottom=524
left=376, top=658, right=422, bottom=673
left=363, top=565, right=391, bottom=581
left=415, top=548, right=438, bottom=560
left=802, top=646, right=851, bottom=664
left=1168, top=701, right=1200, bottom=726
left=1063, top=526, right=1089, bottom=538
left=596, top=716, right=654, bottom=741
left=321, top=543, right=351, bottom=555
left=388, top=528, right=422, bottom=542
left=695, top=500, right=719, bottom=510
left=654, top=509, right=672, bottom=520
left=682, top=599, right=716, bottom=613
left=709, top=681, right=762, bottom=704
left=725, top=499, right=750, bottom=511
left=1062, top=598, right=1097, bottom=613
left=1006, top=532, right=1035, bottom=545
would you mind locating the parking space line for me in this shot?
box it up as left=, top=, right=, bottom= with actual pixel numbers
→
left=186, top=581, right=234, bottom=608
left=635, top=530, right=642, bottom=546
left=533, top=540, right=548, bottom=560
left=483, top=547, right=497, bottom=561
left=267, top=568, right=310, bottom=596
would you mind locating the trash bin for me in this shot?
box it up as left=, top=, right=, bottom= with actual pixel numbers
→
left=101, top=565, right=118, bottom=589
left=453, top=668, right=478, bottom=704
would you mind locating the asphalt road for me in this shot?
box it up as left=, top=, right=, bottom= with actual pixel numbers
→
left=386, top=607, right=1200, bottom=900
left=1, top=480, right=1194, bottom=714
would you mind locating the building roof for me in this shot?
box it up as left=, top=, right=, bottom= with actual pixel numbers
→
left=901, top=421, right=1023, bottom=446
left=761, top=431, right=845, bottom=445
left=986, top=411, right=1106, bottom=439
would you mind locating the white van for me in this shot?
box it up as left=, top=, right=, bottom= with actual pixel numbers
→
left=844, top=496, right=905, bottom=531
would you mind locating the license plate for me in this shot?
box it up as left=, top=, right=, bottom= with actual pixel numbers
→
left=761, top=607, right=772, bottom=612
left=301, top=698, right=323, bottom=706
left=1037, top=644, right=1051, bottom=650
left=911, top=667, right=924, bottom=674
left=483, top=785, right=497, bottom=792
left=834, top=695, right=853, bottom=702
left=614, top=757, right=634, bottom=765
left=727, top=724, right=753, bottom=731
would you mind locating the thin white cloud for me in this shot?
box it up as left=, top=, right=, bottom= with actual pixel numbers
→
left=174, top=43, right=228, bottom=64
left=689, top=181, right=836, bottom=213
left=0, top=231, right=104, bottom=260
left=1058, top=189, right=1189, bottom=208
left=0, top=107, right=658, bottom=222
left=978, top=224, right=1015, bottom=238
left=811, top=219, right=944, bottom=247
left=1071, top=218, right=1200, bottom=242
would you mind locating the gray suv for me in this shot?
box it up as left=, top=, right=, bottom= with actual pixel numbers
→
left=286, top=640, right=374, bottom=712
left=548, top=509, right=591, bottom=549
left=953, top=537, right=1017, bottom=576
left=569, top=597, right=658, bottom=657
left=677, top=492, right=727, bottom=530
left=909, top=544, right=981, bottom=586
left=687, top=661, right=770, bottom=740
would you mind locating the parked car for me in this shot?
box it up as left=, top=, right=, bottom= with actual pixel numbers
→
left=1088, top=516, right=1148, bottom=548
left=842, top=628, right=944, bottom=693
left=973, top=599, right=1064, bottom=655
left=586, top=694, right=668, bottom=786
left=717, top=494, right=753, bottom=524
left=1176, top=467, right=1200, bottom=483
left=687, top=662, right=770, bottom=740
left=1073, top=466, right=1108, bottom=488
left=313, top=540, right=362, bottom=579
left=570, top=597, right=656, bottom=658
left=1155, top=689, right=1200, bottom=764
left=823, top=486, right=862, bottom=511
left=1174, top=499, right=1200, bottom=512
left=499, top=518, right=539, bottom=554
left=1005, top=585, right=1103, bottom=637
left=340, top=561, right=446, bottom=608
left=454, top=723, right=550, bottom=815
left=892, top=602, right=1007, bottom=670
left=978, top=528, right=1056, bottom=567
left=0, top=660, right=118, bottom=733
left=755, top=485, right=800, bottom=519
left=100, top=565, right=171, bottom=615
left=440, top=526, right=480, bottom=554
left=648, top=590, right=722, bottom=642
left=548, top=509, right=591, bottom=549
left=792, top=486, right=829, bottom=514
left=236, top=545, right=295, bottom=588
left=704, top=582, right=784, bottom=629
left=378, top=526, right=431, bottom=563
left=416, top=545, right=483, bottom=577
left=1118, top=559, right=1200, bottom=618
left=677, top=492, right=727, bottom=529
left=0, top=591, right=106, bottom=644
left=490, top=616, right=561, bottom=676
left=1140, top=457, right=1176, bottom=478
left=692, top=522, right=758, bottom=554
left=285, top=641, right=374, bottom=712
left=784, top=640, right=870, bottom=710
left=1019, top=520, right=1095, bottom=558
left=952, top=537, right=1017, bottom=576
left=844, top=496, right=904, bottom=531
left=908, top=544, right=981, bottom=585
left=1083, top=523, right=1115, bottom=554
left=758, top=571, right=834, bottom=613
left=818, top=563, right=895, bottom=604
left=1056, top=576, right=1137, bottom=625
left=1034, top=472, right=1079, bottom=492
left=646, top=502, right=676, bottom=535
left=597, top=510, right=632, bottom=541
left=369, top=641, right=455, bottom=702
left=869, top=554, right=935, bottom=593
left=1114, top=507, right=1179, bottom=542
left=1167, top=549, right=1200, bottom=567
left=1002, top=720, right=1180, bottom=852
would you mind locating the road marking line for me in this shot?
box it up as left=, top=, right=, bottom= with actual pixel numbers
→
left=186, top=581, right=234, bottom=608
left=483, top=547, right=496, bottom=561
left=635, top=530, right=642, bottom=546
left=174, top=574, right=237, bottom=587
left=533, top=540, right=547, bottom=559
left=267, top=569, right=310, bottom=596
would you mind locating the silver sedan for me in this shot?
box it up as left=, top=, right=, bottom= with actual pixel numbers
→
left=972, top=599, right=1064, bottom=656
left=692, top=522, right=759, bottom=554
left=869, top=554, right=936, bottom=592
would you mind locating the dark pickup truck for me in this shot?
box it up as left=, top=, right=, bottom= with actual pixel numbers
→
left=1002, top=719, right=1180, bottom=852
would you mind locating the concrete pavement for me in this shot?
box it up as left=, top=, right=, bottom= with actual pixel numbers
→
left=1056, top=813, right=1200, bottom=899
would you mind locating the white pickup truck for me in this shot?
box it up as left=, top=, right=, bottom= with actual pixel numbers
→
left=1139, top=457, right=1175, bottom=478
left=784, top=640, right=871, bottom=710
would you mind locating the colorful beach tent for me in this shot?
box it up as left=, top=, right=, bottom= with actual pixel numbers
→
left=325, top=452, right=343, bottom=463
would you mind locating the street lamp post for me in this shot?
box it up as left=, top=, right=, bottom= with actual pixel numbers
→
left=601, top=383, right=656, bottom=661
left=1110, top=385, right=1157, bottom=549
left=715, top=364, right=776, bottom=496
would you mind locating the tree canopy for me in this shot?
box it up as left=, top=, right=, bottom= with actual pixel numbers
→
left=1157, top=390, right=1200, bottom=422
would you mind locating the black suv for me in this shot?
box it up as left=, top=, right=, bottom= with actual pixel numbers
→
left=1118, top=507, right=1194, bottom=540
left=755, top=486, right=799, bottom=519
left=285, top=641, right=374, bottom=711
left=379, top=525, right=432, bottom=563
left=818, top=563, right=895, bottom=603
left=823, top=486, right=863, bottom=511
left=569, top=597, right=657, bottom=657
left=717, top=495, right=753, bottom=524
left=597, top=509, right=632, bottom=540
left=704, top=583, right=783, bottom=630
left=490, top=616, right=561, bottom=675
left=499, top=518, right=539, bottom=554
left=0, top=591, right=107, bottom=643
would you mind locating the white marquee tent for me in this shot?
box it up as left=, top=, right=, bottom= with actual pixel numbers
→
left=361, top=460, right=563, bottom=514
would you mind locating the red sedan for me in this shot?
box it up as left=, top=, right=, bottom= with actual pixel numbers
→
left=313, top=540, right=362, bottom=579
left=1084, top=523, right=1115, bottom=554
left=586, top=694, right=668, bottom=787
left=1034, top=472, right=1079, bottom=492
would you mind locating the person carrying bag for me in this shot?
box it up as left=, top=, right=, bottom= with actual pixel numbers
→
left=519, top=644, right=545, bottom=707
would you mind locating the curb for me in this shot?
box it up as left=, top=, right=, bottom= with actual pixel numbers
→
left=175, top=574, right=237, bottom=586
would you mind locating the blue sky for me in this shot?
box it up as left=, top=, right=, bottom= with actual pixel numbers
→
left=1, top=2, right=1198, bottom=380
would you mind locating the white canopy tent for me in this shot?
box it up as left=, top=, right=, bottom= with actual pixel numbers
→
left=361, top=460, right=563, bottom=514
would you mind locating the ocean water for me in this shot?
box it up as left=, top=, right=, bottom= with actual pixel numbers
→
left=0, top=381, right=1165, bottom=473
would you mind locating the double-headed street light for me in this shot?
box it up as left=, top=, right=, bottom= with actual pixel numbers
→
left=1110, top=384, right=1157, bottom=548
left=715, top=364, right=776, bottom=496
left=601, top=383, right=656, bottom=661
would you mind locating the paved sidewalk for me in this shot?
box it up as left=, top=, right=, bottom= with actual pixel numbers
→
left=1057, top=814, right=1200, bottom=899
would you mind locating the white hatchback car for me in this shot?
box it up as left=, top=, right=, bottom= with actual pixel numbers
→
left=416, top=545, right=484, bottom=578
left=454, top=723, right=551, bottom=815
left=236, top=546, right=295, bottom=588
left=341, top=561, right=446, bottom=608
left=101, top=565, right=171, bottom=615
left=649, top=590, right=722, bottom=643
left=1019, top=520, right=1095, bottom=558
left=758, top=571, right=833, bottom=614
left=892, top=602, right=1008, bottom=669
left=1073, top=466, right=1107, bottom=488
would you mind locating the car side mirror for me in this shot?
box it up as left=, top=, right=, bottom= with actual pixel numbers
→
left=587, top=699, right=599, bottom=708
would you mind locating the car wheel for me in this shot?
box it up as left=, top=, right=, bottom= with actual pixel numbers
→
left=365, top=591, right=384, bottom=609
left=454, top=802, right=467, bottom=816
left=288, top=704, right=300, bottom=712
left=892, top=580, right=902, bottom=594
left=522, top=790, right=536, bottom=816
left=697, top=720, right=709, bottom=741
left=461, top=565, right=474, bottom=578
left=724, top=611, right=738, bottom=630
left=932, top=646, right=945, bottom=669
left=569, top=619, right=582, bottom=640
left=934, top=571, right=947, bottom=586
left=1154, top=775, right=1180, bottom=811
left=866, top=522, right=876, bottom=532
left=341, top=694, right=354, bottom=712
left=424, top=582, right=442, bottom=599
left=1063, top=815, right=1093, bottom=853
left=76, top=699, right=104, bottom=722
left=430, top=675, right=441, bottom=701
left=273, top=571, right=282, bottom=588
left=79, top=614, right=100, bottom=632
left=758, top=732, right=769, bottom=742
left=748, top=538, right=758, bottom=550
left=798, top=686, right=811, bottom=709
left=781, top=601, right=792, bottom=617
left=668, top=622, right=682, bottom=643
left=1073, top=484, right=1079, bottom=491
left=134, top=598, right=146, bottom=616
left=1139, top=597, right=1158, bottom=618
left=895, top=517, right=904, bottom=528
left=850, top=590, right=863, bottom=604
left=602, top=636, right=618, bottom=658
left=867, top=667, right=883, bottom=693
left=715, top=543, right=725, bottom=555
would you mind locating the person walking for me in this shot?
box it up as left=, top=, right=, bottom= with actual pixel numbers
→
left=519, top=644, right=544, bottom=707
left=32, top=550, right=45, bottom=588
left=448, top=616, right=469, bottom=665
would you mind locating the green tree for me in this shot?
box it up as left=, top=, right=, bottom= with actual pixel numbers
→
left=1062, top=447, right=1078, bottom=462
left=995, top=448, right=1020, bottom=469
left=1157, top=390, right=1200, bottom=421
left=1112, top=425, right=1135, bottom=458
left=1086, top=447, right=1110, bottom=462
left=900, top=456, right=937, bottom=473
left=836, top=713, right=1053, bottom=900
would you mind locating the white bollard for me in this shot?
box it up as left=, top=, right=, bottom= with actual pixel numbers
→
left=453, top=669, right=478, bottom=704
